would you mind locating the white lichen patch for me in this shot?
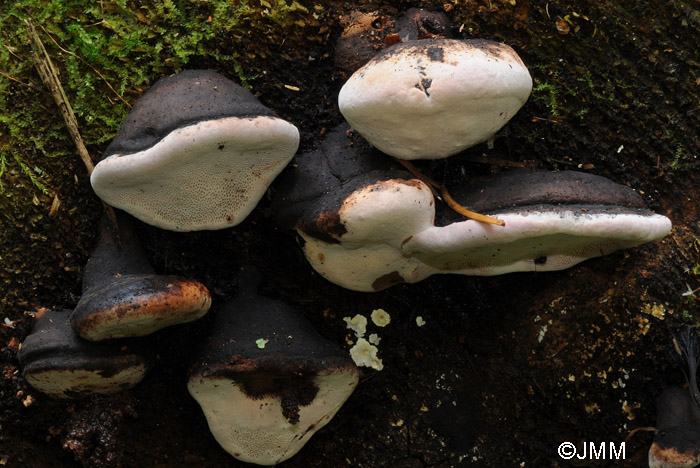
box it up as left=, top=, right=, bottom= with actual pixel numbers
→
left=416, top=316, right=426, bottom=327
left=349, top=338, right=383, bottom=371
left=343, top=314, right=367, bottom=338
left=255, top=338, right=268, bottom=349
left=368, top=333, right=381, bottom=345
left=370, top=309, right=391, bottom=327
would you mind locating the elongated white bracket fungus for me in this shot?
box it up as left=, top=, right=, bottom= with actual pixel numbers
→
left=91, top=70, right=299, bottom=231
left=274, top=127, right=672, bottom=291
left=338, top=38, right=532, bottom=160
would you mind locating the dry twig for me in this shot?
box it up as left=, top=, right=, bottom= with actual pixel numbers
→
left=26, top=19, right=119, bottom=233
left=392, top=158, right=506, bottom=226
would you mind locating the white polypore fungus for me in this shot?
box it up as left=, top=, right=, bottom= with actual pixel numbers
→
left=298, top=177, right=434, bottom=291
left=338, top=38, right=532, bottom=160
left=188, top=268, right=358, bottom=465
left=371, top=309, right=391, bottom=327
left=404, top=209, right=673, bottom=276
left=349, top=338, right=384, bottom=371
left=18, top=309, right=154, bottom=399
left=297, top=170, right=672, bottom=291
left=91, top=70, right=299, bottom=231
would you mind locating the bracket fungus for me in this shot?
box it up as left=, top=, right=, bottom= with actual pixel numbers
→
left=70, top=214, right=211, bottom=341
left=403, top=169, right=673, bottom=277
left=649, top=329, right=700, bottom=468
left=274, top=126, right=671, bottom=291
left=338, top=38, right=532, bottom=160
left=91, top=69, right=300, bottom=231
left=18, top=309, right=154, bottom=399
left=188, top=268, right=359, bottom=465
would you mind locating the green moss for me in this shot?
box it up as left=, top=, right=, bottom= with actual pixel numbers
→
left=0, top=0, right=321, bottom=197
left=532, top=76, right=562, bottom=117
left=0, top=0, right=324, bottom=313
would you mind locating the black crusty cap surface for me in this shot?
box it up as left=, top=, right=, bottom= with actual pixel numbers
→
left=102, top=69, right=274, bottom=158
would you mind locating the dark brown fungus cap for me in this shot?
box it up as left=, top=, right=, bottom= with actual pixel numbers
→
left=18, top=309, right=154, bottom=399
left=100, top=69, right=274, bottom=157
left=649, top=328, right=700, bottom=468
left=90, top=70, right=299, bottom=231
left=187, top=267, right=359, bottom=465
left=435, top=169, right=648, bottom=226
left=70, top=213, right=211, bottom=341
left=335, top=8, right=451, bottom=76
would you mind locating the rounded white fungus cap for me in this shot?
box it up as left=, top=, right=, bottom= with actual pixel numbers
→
left=92, top=116, right=298, bottom=231
left=91, top=70, right=300, bottom=231
left=338, top=38, right=532, bottom=160
left=299, top=178, right=434, bottom=291
left=188, top=369, right=358, bottom=465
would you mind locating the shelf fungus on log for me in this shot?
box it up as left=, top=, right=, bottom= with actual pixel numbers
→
left=18, top=309, right=154, bottom=399
left=273, top=125, right=672, bottom=292
left=91, top=69, right=299, bottom=231
left=71, top=213, right=211, bottom=341
left=338, top=38, right=532, bottom=160
left=187, top=268, right=359, bottom=465
left=403, top=169, right=673, bottom=277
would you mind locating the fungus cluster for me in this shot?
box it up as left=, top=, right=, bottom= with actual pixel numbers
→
left=19, top=213, right=211, bottom=398
left=273, top=124, right=671, bottom=291
left=16, top=7, right=677, bottom=466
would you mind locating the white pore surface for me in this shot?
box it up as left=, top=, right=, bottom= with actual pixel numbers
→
left=26, top=362, right=149, bottom=399
left=300, top=179, right=434, bottom=292
left=404, top=211, right=673, bottom=276
left=188, top=370, right=359, bottom=466
left=91, top=116, right=299, bottom=231
left=338, top=39, right=532, bottom=159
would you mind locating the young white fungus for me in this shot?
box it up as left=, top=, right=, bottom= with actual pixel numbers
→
left=416, top=316, right=426, bottom=327
left=368, top=333, right=381, bottom=345
left=343, top=314, right=367, bottom=338
left=349, top=338, right=383, bottom=371
left=371, top=309, right=391, bottom=327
